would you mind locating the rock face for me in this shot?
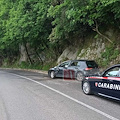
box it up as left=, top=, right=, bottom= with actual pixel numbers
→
left=57, top=46, right=78, bottom=63
left=57, top=39, right=105, bottom=64
left=77, top=39, right=105, bottom=60
left=19, top=44, right=28, bottom=63
left=19, top=28, right=120, bottom=67
left=19, top=43, right=46, bottom=64
left=57, top=29, right=120, bottom=67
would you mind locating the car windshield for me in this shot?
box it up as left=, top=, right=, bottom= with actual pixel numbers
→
left=86, top=61, right=98, bottom=68
left=105, top=66, right=120, bottom=77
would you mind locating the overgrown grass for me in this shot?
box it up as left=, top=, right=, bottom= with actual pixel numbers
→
left=2, top=60, right=56, bottom=71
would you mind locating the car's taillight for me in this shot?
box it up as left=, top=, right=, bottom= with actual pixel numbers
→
left=85, top=68, right=93, bottom=70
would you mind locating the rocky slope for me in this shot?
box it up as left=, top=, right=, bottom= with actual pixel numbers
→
left=57, top=28, right=120, bottom=68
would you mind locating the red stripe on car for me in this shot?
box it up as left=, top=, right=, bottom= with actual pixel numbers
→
left=86, top=76, right=120, bottom=81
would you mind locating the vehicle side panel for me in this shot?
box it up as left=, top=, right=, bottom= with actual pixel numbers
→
left=88, top=77, right=120, bottom=100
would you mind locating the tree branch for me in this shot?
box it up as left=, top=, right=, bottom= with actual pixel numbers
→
left=93, top=20, right=113, bottom=44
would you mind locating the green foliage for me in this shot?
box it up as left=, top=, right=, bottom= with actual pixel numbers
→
left=47, top=0, right=120, bottom=47
left=18, top=62, right=43, bottom=69
left=48, top=0, right=88, bottom=44
left=4, top=61, right=55, bottom=71
left=101, top=45, right=120, bottom=66
left=42, top=62, right=56, bottom=71
left=0, top=0, right=120, bottom=68
left=0, top=0, right=52, bottom=62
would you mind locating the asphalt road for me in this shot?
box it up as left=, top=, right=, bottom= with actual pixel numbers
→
left=0, top=69, right=120, bottom=120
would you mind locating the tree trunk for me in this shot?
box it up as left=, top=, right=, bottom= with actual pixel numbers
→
left=35, top=50, right=43, bottom=66
left=24, top=43, right=33, bottom=65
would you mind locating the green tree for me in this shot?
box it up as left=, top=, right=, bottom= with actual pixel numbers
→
left=2, top=0, right=52, bottom=64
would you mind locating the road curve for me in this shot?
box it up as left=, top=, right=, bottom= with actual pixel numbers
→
left=0, top=69, right=120, bottom=120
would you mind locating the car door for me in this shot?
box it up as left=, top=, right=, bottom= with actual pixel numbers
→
left=65, top=61, right=78, bottom=79
left=102, top=66, right=120, bottom=100
left=90, top=76, right=109, bottom=95
left=111, top=77, right=120, bottom=100
left=56, top=61, right=70, bottom=78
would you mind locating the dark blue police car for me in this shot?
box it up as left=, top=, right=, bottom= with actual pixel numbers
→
left=82, top=64, right=120, bottom=101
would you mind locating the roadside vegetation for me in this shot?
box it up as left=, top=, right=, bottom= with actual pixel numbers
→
left=0, top=0, right=120, bottom=70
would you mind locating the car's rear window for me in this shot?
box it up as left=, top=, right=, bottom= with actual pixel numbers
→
left=86, top=61, right=98, bottom=68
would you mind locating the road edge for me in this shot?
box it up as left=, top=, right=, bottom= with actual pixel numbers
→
left=0, top=68, right=48, bottom=75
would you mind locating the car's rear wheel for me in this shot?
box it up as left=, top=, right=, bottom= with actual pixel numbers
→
left=82, top=81, right=91, bottom=95
left=50, top=71, right=55, bottom=79
left=76, top=72, right=84, bottom=81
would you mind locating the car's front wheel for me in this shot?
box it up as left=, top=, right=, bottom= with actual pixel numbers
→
left=50, top=71, right=55, bottom=79
left=82, top=81, right=91, bottom=95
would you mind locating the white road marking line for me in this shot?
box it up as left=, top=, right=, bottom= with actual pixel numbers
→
left=12, top=73, right=119, bottom=120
